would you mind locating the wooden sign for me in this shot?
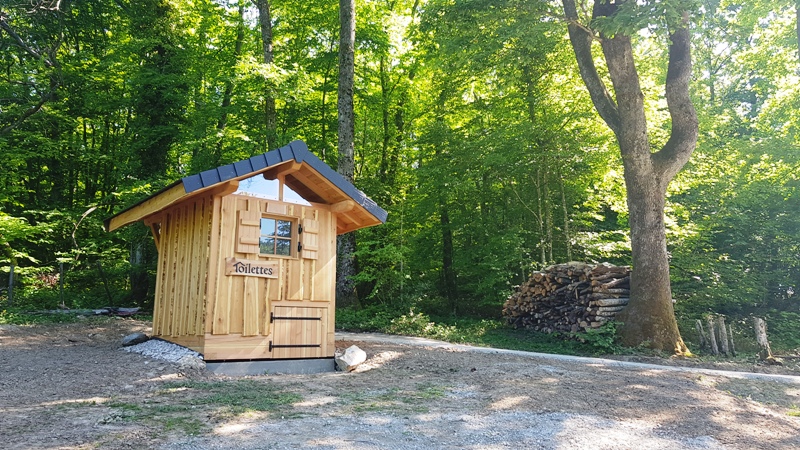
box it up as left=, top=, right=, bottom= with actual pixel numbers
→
left=225, top=257, right=278, bottom=279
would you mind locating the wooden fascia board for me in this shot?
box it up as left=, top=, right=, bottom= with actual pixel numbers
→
left=106, top=184, right=187, bottom=232
left=336, top=218, right=381, bottom=235
left=287, top=166, right=385, bottom=232
left=105, top=180, right=239, bottom=232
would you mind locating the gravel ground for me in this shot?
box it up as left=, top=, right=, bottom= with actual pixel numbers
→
left=124, top=338, right=203, bottom=363
left=2, top=318, right=800, bottom=449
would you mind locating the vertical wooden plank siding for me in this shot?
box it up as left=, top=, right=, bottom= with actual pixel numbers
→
left=151, top=196, right=214, bottom=338
left=164, top=210, right=179, bottom=335
left=212, top=195, right=237, bottom=334
left=190, top=196, right=212, bottom=336
left=171, top=204, right=187, bottom=335
left=152, top=213, right=169, bottom=336
left=205, top=194, right=223, bottom=332
left=170, top=193, right=340, bottom=359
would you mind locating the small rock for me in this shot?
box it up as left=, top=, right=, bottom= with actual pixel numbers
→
left=121, top=332, right=149, bottom=347
left=335, top=345, right=367, bottom=372
left=177, top=355, right=206, bottom=370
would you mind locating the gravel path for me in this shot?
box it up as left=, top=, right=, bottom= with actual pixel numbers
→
left=2, top=319, right=800, bottom=449
left=336, top=332, right=800, bottom=384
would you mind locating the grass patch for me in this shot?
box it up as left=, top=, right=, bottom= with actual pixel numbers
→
left=340, top=383, right=449, bottom=414
left=337, top=305, right=612, bottom=356
left=0, top=308, right=84, bottom=325
left=105, top=379, right=302, bottom=437
left=0, top=308, right=152, bottom=326
left=106, top=401, right=143, bottom=412
left=162, top=416, right=205, bottom=434
left=161, top=379, right=302, bottom=415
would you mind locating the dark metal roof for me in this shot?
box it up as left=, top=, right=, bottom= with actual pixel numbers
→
left=181, top=140, right=387, bottom=223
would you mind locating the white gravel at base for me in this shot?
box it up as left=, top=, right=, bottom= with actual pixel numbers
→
left=123, top=338, right=202, bottom=363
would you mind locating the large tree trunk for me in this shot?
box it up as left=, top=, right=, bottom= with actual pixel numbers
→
left=336, top=0, right=359, bottom=308
left=561, top=0, right=695, bottom=353
left=254, top=0, right=277, bottom=150
left=440, top=204, right=458, bottom=314
left=616, top=171, right=685, bottom=352
left=214, top=1, right=246, bottom=166
left=796, top=1, right=800, bottom=64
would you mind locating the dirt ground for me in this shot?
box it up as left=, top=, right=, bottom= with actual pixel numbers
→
left=2, top=317, right=800, bottom=450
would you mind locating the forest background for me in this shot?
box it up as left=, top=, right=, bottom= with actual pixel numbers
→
left=2, top=0, right=800, bottom=354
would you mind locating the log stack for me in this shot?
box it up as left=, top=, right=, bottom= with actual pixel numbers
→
left=502, top=262, right=631, bottom=333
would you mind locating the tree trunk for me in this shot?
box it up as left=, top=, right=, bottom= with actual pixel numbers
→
left=706, top=316, right=719, bottom=355
left=561, top=0, right=696, bottom=354
left=796, top=1, right=800, bottom=64
left=615, top=174, right=685, bottom=352
left=254, top=0, right=277, bottom=150
left=695, top=319, right=707, bottom=350
left=440, top=204, right=457, bottom=314
left=559, top=167, right=572, bottom=261
left=717, top=316, right=729, bottom=356
left=728, top=324, right=736, bottom=356
left=214, top=1, right=246, bottom=165
left=335, top=0, right=358, bottom=308
left=754, top=317, right=774, bottom=361
left=535, top=169, right=546, bottom=265
left=129, top=239, right=151, bottom=308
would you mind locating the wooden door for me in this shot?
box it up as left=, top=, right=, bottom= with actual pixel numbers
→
left=270, top=306, right=328, bottom=358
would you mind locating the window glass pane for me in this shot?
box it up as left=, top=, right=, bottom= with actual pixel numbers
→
left=283, top=184, right=311, bottom=205
left=276, top=239, right=292, bottom=256
left=260, top=237, right=276, bottom=254
left=235, top=175, right=279, bottom=200
left=276, top=220, right=292, bottom=238
left=261, top=218, right=276, bottom=237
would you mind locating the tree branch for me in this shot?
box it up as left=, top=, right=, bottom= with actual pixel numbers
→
left=0, top=14, right=53, bottom=67
left=561, top=0, right=620, bottom=136
left=0, top=93, right=51, bottom=135
left=653, top=17, right=698, bottom=183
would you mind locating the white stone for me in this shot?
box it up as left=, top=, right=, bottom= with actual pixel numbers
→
left=335, top=345, right=367, bottom=372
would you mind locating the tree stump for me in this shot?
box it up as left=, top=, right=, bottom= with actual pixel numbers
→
left=753, top=317, right=780, bottom=364
left=717, top=316, right=729, bottom=356
left=706, top=316, right=719, bottom=356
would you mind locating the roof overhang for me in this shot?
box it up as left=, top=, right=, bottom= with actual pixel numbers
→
left=104, top=140, right=387, bottom=234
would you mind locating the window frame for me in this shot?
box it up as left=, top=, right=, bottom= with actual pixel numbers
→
left=258, top=215, right=298, bottom=258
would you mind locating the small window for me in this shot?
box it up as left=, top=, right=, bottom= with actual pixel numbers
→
left=260, top=217, right=294, bottom=256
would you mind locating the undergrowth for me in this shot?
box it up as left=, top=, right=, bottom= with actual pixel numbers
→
left=336, top=304, right=616, bottom=356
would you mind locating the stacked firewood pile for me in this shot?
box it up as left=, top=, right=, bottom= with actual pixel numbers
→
left=502, top=262, right=631, bottom=333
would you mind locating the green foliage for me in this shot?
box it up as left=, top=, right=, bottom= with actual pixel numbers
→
left=764, top=311, right=800, bottom=351
left=385, top=308, right=458, bottom=339
left=0, top=309, right=83, bottom=325
left=1, top=0, right=799, bottom=353
left=337, top=305, right=618, bottom=356
left=335, top=303, right=401, bottom=332
left=574, top=321, right=621, bottom=354
left=592, top=0, right=700, bottom=37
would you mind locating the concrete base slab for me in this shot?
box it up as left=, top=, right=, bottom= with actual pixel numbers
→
left=205, top=358, right=335, bottom=376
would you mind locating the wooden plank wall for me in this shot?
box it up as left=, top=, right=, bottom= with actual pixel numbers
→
left=204, top=194, right=336, bottom=359
left=152, top=195, right=213, bottom=338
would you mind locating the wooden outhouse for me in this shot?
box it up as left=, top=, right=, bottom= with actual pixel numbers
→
left=105, top=140, right=386, bottom=365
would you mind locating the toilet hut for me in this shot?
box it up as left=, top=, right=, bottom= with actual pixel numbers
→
left=105, top=140, right=386, bottom=366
